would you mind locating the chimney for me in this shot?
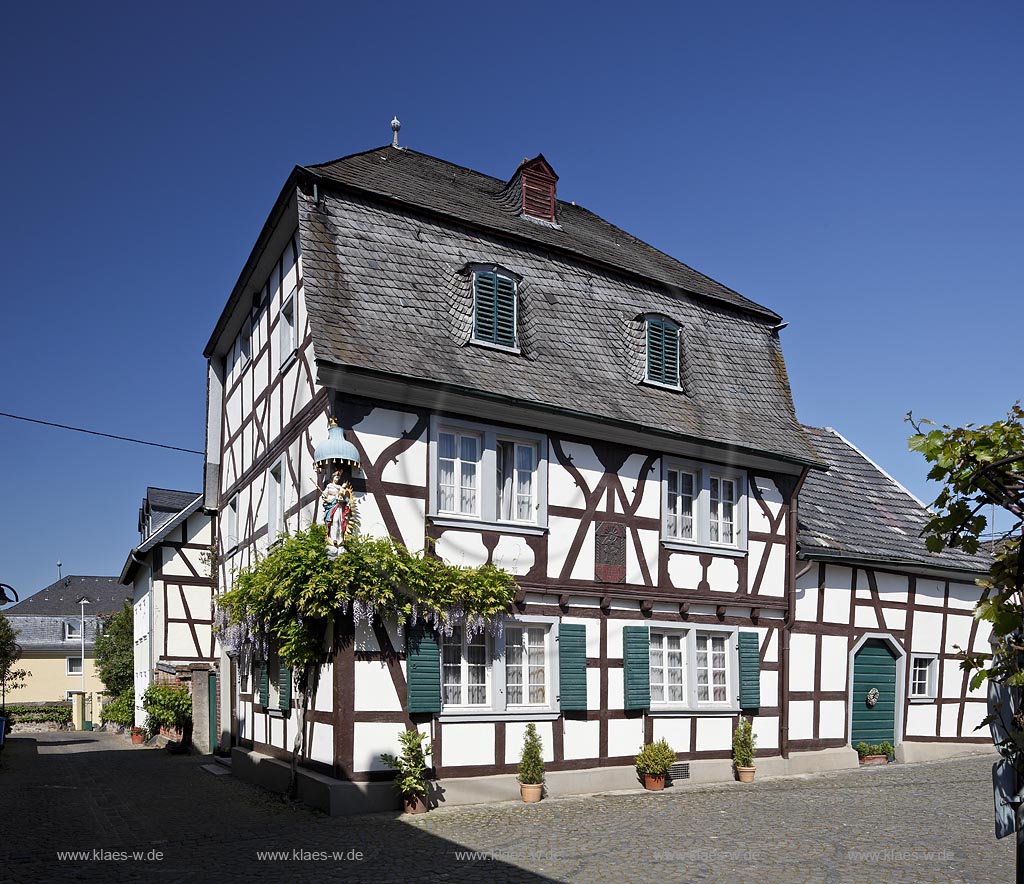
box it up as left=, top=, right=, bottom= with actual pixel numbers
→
left=512, top=155, right=558, bottom=223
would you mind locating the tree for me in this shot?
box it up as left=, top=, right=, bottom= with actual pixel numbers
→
left=94, top=600, right=134, bottom=698
left=907, top=405, right=1023, bottom=765
left=0, top=611, right=30, bottom=711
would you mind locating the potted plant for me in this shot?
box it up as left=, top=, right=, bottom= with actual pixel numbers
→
left=380, top=729, right=432, bottom=813
left=733, top=718, right=757, bottom=782
left=855, top=741, right=893, bottom=765
left=130, top=726, right=147, bottom=745
left=635, top=738, right=676, bottom=791
left=518, top=723, right=545, bottom=802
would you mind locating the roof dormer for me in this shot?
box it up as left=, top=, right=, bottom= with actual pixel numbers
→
left=507, top=155, right=558, bottom=224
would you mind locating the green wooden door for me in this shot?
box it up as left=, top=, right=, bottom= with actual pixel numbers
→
left=851, top=639, right=898, bottom=746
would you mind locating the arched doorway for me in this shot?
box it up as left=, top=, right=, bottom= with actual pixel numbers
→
left=849, top=635, right=905, bottom=747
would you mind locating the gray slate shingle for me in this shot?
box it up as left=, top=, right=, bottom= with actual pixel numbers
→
left=4, top=576, right=128, bottom=616
left=798, top=426, right=990, bottom=573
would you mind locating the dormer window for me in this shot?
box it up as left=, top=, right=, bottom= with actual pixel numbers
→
left=646, top=316, right=680, bottom=387
left=472, top=269, right=518, bottom=350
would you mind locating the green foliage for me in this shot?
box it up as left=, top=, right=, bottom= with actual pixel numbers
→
left=94, top=601, right=134, bottom=699
left=732, top=718, right=757, bottom=768
left=379, top=729, right=432, bottom=799
left=217, top=524, right=518, bottom=671
left=142, top=684, right=192, bottom=731
left=0, top=612, right=30, bottom=699
left=907, top=406, right=1023, bottom=767
left=635, top=738, right=676, bottom=776
left=855, top=741, right=894, bottom=758
left=100, top=689, right=135, bottom=727
left=3, top=703, right=71, bottom=726
left=518, top=722, right=545, bottom=785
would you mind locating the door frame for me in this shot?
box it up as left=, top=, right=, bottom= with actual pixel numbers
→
left=847, top=632, right=906, bottom=747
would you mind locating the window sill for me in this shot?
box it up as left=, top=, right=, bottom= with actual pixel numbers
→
left=641, top=378, right=684, bottom=393
left=646, top=706, right=740, bottom=717
left=439, top=710, right=561, bottom=723
left=909, top=697, right=936, bottom=704
left=279, top=350, right=298, bottom=373
left=429, top=515, right=548, bottom=536
left=660, top=539, right=747, bottom=558
left=468, top=339, right=521, bottom=355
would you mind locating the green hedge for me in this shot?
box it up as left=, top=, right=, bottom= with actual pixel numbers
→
left=142, top=684, right=192, bottom=730
left=2, top=704, right=73, bottom=726
left=100, top=690, right=135, bottom=727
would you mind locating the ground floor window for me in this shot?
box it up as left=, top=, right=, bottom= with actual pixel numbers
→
left=647, top=627, right=736, bottom=710
left=66, top=656, right=83, bottom=675
left=909, top=654, right=937, bottom=699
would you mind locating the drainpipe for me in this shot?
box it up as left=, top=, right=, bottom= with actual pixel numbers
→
left=780, top=468, right=810, bottom=760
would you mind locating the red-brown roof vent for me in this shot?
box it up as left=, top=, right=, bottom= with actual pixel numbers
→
left=511, top=155, right=558, bottom=223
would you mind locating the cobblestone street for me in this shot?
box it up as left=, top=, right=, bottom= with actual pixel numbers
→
left=0, top=731, right=1012, bottom=883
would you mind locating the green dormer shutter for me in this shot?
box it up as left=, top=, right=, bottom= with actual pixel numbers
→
left=622, top=626, right=651, bottom=710
left=647, top=318, right=679, bottom=386
left=474, top=271, right=516, bottom=347
left=738, top=631, right=761, bottom=709
left=406, top=623, right=441, bottom=714
left=558, top=623, right=587, bottom=711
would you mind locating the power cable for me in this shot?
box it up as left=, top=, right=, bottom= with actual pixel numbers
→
left=0, top=411, right=203, bottom=455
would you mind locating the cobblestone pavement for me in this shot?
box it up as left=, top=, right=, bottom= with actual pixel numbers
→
left=0, top=731, right=1012, bottom=883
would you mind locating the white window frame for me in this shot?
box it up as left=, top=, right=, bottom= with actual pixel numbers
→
left=441, top=628, right=492, bottom=711
left=224, top=493, right=239, bottom=550
left=66, top=656, right=83, bottom=676
left=439, top=616, right=559, bottom=720
left=470, top=266, right=520, bottom=353
left=64, top=621, right=82, bottom=641
left=278, top=288, right=297, bottom=370
left=909, top=654, right=938, bottom=700
left=647, top=625, right=740, bottom=712
left=661, top=459, right=747, bottom=554
left=267, top=461, right=284, bottom=542
left=643, top=315, right=683, bottom=391
left=429, top=417, right=547, bottom=532
left=436, top=429, right=482, bottom=518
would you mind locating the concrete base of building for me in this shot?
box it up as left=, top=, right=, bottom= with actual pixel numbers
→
left=231, top=744, right=868, bottom=816
left=895, top=740, right=996, bottom=764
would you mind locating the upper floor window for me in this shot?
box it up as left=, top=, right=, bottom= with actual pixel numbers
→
left=663, top=460, right=747, bottom=550
left=224, top=494, right=239, bottom=550
left=279, top=290, right=297, bottom=369
left=267, top=461, right=284, bottom=541
left=472, top=269, right=517, bottom=350
left=64, top=621, right=82, bottom=641
left=430, top=418, right=546, bottom=528
left=646, top=316, right=680, bottom=387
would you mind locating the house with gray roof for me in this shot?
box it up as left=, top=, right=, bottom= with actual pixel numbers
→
left=120, top=487, right=215, bottom=729
left=199, top=130, right=991, bottom=813
left=4, top=576, right=127, bottom=716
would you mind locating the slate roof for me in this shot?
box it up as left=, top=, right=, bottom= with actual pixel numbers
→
left=798, top=426, right=991, bottom=574
left=120, top=492, right=205, bottom=585
left=5, top=577, right=128, bottom=618
left=6, top=615, right=102, bottom=652
left=296, top=146, right=821, bottom=467
left=147, top=488, right=198, bottom=513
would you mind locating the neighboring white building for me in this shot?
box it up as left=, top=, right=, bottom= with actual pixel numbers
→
left=119, top=488, right=215, bottom=727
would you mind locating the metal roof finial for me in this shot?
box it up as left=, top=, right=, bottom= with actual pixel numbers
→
left=391, top=116, right=401, bottom=148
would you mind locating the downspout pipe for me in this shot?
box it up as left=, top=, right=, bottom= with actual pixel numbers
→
left=780, top=468, right=810, bottom=761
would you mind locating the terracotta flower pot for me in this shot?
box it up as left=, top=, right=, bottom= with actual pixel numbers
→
left=131, top=733, right=144, bottom=745
left=735, top=766, right=756, bottom=783
left=643, top=773, right=666, bottom=791
left=520, top=782, right=543, bottom=802
left=859, top=754, right=888, bottom=765
left=403, top=795, right=428, bottom=814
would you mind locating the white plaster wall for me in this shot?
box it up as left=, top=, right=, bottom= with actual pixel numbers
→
left=818, top=700, right=847, bottom=739
left=435, top=531, right=488, bottom=568
left=558, top=442, right=604, bottom=498
left=822, top=565, right=853, bottom=623
left=607, top=717, right=644, bottom=757
left=906, top=703, right=937, bottom=736
left=607, top=668, right=624, bottom=711
left=794, top=567, right=818, bottom=621
left=562, top=718, right=600, bottom=760
left=789, top=700, right=814, bottom=740
left=760, top=669, right=778, bottom=708
left=750, top=541, right=785, bottom=597
left=855, top=571, right=873, bottom=600
left=560, top=617, right=599, bottom=658
left=310, top=721, right=333, bottom=766
left=854, top=606, right=879, bottom=629
left=820, top=635, right=848, bottom=692
left=313, top=662, right=333, bottom=712
left=944, top=615, right=973, bottom=655
left=749, top=477, right=783, bottom=533
left=492, top=535, right=535, bottom=576
left=882, top=606, right=907, bottom=631
left=548, top=461, right=586, bottom=510
left=707, top=557, right=739, bottom=593
left=948, top=582, right=981, bottom=611
left=939, top=704, right=960, bottom=738
left=505, top=720, right=553, bottom=764
left=269, top=714, right=284, bottom=748
left=548, top=516, right=595, bottom=580
left=586, top=668, right=601, bottom=712
left=442, top=722, right=495, bottom=766
left=353, top=722, right=406, bottom=772
left=354, top=661, right=402, bottom=712
left=667, top=553, right=703, bottom=589
left=762, top=629, right=778, bottom=664
left=752, top=715, right=779, bottom=750
left=912, top=611, right=943, bottom=652
left=874, top=571, right=909, bottom=604
left=627, top=529, right=659, bottom=586
left=961, top=701, right=987, bottom=736
left=916, top=578, right=945, bottom=605
left=606, top=620, right=625, bottom=659
left=695, top=717, right=732, bottom=751
left=789, top=633, right=816, bottom=692
left=652, top=716, right=691, bottom=750
left=942, top=660, right=965, bottom=699
left=353, top=409, right=424, bottom=476
left=621, top=454, right=660, bottom=519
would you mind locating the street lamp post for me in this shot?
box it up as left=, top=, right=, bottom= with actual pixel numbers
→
left=77, top=596, right=90, bottom=698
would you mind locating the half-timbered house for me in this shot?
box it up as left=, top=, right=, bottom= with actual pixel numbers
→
left=202, top=134, right=991, bottom=813
left=120, top=487, right=216, bottom=729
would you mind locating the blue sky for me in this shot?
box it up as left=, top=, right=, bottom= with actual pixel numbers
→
left=1, top=2, right=1020, bottom=600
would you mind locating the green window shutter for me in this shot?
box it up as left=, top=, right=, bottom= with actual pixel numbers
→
left=406, top=623, right=441, bottom=714
left=646, top=318, right=679, bottom=386
left=474, top=271, right=516, bottom=347
left=622, top=626, right=651, bottom=710
left=258, top=662, right=269, bottom=707
left=738, top=631, right=760, bottom=709
left=558, top=623, right=588, bottom=711
left=278, top=662, right=292, bottom=712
